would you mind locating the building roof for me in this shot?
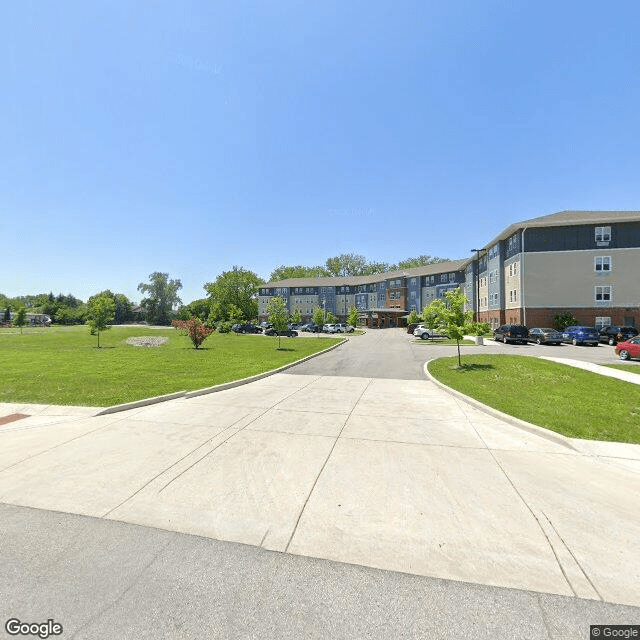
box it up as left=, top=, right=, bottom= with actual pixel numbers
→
left=263, top=259, right=468, bottom=288
left=472, top=210, right=640, bottom=261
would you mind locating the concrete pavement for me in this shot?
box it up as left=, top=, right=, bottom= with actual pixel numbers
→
left=1, top=371, right=639, bottom=609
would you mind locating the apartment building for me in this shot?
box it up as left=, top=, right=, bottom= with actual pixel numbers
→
left=259, top=211, right=640, bottom=330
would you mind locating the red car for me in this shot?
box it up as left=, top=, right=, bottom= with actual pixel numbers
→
left=615, top=336, right=640, bottom=361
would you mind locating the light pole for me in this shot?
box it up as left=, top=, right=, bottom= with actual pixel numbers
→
left=471, top=249, right=482, bottom=322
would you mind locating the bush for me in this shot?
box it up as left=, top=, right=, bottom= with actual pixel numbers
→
left=553, top=312, right=579, bottom=331
left=216, top=320, right=233, bottom=334
left=172, top=316, right=215, bottom=349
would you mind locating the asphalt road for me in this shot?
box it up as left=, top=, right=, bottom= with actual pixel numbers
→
left=286, top=328, right=639, bottom=378
left=2, top=502, right=639, bottom=640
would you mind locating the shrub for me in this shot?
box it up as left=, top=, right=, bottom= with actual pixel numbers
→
left=172, top=316, right=215, bottom=349
left=553, top=312, right=579, bottom=331
left=216, top=320, right=233, bottom=334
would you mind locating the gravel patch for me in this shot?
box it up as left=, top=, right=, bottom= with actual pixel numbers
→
left=125, top=336, right=169, bottom=348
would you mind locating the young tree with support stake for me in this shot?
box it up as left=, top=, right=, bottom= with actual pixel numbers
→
left=348, top=306, right=359, bottom=328
left=266, top=296, right=289, bottom=349
left=13, top=307, right=27, bottom=334
left=432, top=289, right=475, bottom=367
left=86, top=294, right=115, bottom=348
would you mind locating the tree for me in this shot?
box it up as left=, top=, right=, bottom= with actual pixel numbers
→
left=407, top=309, right=421, bottom=325
left=88, top=291, right=132, bottom=324
left=269, top=264, right=328, bottom=282
left=326, top=311, right=336, bottom=324
left=312, top=307, right=325, bottom=332
left=427, top=289, right=474, bottom=367
left=325, top=253, right=369, bottom=277
left=394, top=255, right=450, bottom=269
left=86, top=294, right=115, bottom=347
left=348, top=306, right=360, bottom=327
left=266, top=296, right=289, bottom=349
left=137, top=272, right=183, bottom=325
left=187, top=298, right=212, bottom=321
left=553, top=312, right=579, bottom=331
left=13, top=307, right=28, bottom=334
left=204, top=267, right=264, bottom=323
left=422, top=299, right=446, bottom=331
left=3, top=306, right=11, bottom=323
left=290, top=308, right=302, bottom=324
left=172, top=316, right=215, bottom=349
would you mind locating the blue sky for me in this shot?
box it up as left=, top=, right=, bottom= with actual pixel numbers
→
left=3, top=1, right=640, bottom=304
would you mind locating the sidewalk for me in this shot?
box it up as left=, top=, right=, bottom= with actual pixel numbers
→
left=538, top=356, right=640, bottom=385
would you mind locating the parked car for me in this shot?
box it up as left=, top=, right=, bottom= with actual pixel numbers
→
left=231, top=323, right=262, bottom=334
left=493, top=324, right=529, bottom=344
left=334, top=323, right=354, bottom=333
left=288, top=323, right=303, bottom=330
left=323, top=324, right=339, bottom=333
left=260, top=321, right=272, bottom=330
left=598, top=325, right=639, bottom=346
left=615, top=336, right=640, bottom=361
left=561, top=326, right=600, bottom=346
left=264, top=328, right=298, bottom=337
left=527, top=327, right=563, bottom=345
left=413, top=325, right=449, bottom=340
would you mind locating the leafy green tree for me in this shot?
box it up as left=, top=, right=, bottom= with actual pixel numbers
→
left=326, top=311, right=336, bottom=324
left=290, top=308, right=302, bottom=324
left=407, top=309, right=420, bottom=325
left=348, top=306, right=360, bottom=327
left=266, top=296, right=289, bottom=348
left=3, top=306, right=11, bottom=323
left=422, top=299, right=446, bottom=331
left=187, top=298, right=212, bottom=321
left=325, top=253, right=369, bottom=277
left=312, top=307, right=325, bottom=331
left=204, top=267, right=264, bottom=323
left=553, top=312, right=579, bottom=331
left=429, top=289, right=474, bottom=367
left=394, top=255, right=450, bottom=269
left=14, top=307, right=28, bottom=334
left=226, top=304, right=244, bottom=324
left=269, top=264, right=328, bottom=282
left=137, top=272, right=183, bottom=325
left=86, top=294, right=116, bottom=347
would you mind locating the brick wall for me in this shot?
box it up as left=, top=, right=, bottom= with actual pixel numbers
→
left=524, top=307, right=639, bottom=328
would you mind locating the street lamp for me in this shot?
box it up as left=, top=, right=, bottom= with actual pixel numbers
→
left=471, top=249, right=482, bottom=322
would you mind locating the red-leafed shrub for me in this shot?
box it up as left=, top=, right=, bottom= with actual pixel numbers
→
left=172, top=316, right=215, bottom=349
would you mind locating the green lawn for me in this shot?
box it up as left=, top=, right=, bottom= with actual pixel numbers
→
left=428, top=355, right=640, bottom=443
left=0, top=326, right=341, bottom=407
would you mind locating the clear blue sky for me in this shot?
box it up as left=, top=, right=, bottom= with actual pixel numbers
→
left=3, top=1, right=639, bottom=305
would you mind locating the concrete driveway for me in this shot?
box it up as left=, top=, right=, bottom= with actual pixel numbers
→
left=1, top=359, right=639, bottom=609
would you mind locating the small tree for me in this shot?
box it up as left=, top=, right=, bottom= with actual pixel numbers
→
left=290, top=308, right=302, bottom=324
left=326, top=311, right=336, bottom=324
left=553, top=312, right=579, bottom=331
left=348, top=306, right=359, bottom=327
left=422, top=299, right=446, bottom=331
left=469, top=321, right=491, bottom=336
left=312, top=307, right=325, bottom=334
left=266, top=296, right=289, bottom=348
left=14, top=307, right=28, bottom=334
left=86, top=294, right=115, bottom=348
left=431, top=289, right=475, bottom=367
left=407, top=309, right=420, bottom=325
left=3, top=307, right=10, bottom=323
left=172, top=316, right=215, bottom=349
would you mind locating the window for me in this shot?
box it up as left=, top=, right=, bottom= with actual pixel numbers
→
left=595, top=317, right=611, bottom=329
left=410, top=291, right=416, bottom=300
left=440, top=274, right=447, bottom=283
left=595, top=286, right=612, bottom=302
left=449, top=273, right=456, bottom=282
left=509, top=290, right=513, bottom=303
left=595, top=256, right=611, bottom=272
left=513, top=290, right=517, bottom=302
left=411, top=278, right=416, bottom=285
left=595, top=226, right=611, bottom=243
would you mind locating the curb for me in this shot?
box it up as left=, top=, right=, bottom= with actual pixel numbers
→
left=95, top=391, right=186, bottom=416
left=423, top=360, right=578, bottom=452
left=95, top=338, right=346, bottom=414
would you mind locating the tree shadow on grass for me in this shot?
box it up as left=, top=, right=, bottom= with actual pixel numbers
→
left=276, top=348, right=295, bottom=352
left=453, top=363, right=495, bottom=372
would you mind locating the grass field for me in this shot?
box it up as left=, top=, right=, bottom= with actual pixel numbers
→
left=0, top=325, right=341, bottom=407
left=428, top=355, right=640, bottom=443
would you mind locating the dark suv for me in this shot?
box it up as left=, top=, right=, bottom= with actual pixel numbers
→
left=494, top=324, right=529, bottom=344
left=598, top=325, right=639, bottom=346
left=231, top=323, right=262, bottom=334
